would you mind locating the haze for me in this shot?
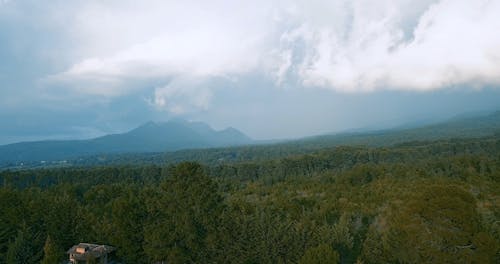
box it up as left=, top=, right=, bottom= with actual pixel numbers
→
left=1, top=0, right=500, bottom=144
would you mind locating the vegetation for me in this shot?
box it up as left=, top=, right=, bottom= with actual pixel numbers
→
left=3, top=111, right=500, bottom=170
left=0, top=134, right=499, bottom=263
left=0, top=120, right=252, bottom=166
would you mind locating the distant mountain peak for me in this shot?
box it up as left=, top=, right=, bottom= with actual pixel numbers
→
left=0, top=120, right=254, bottom=163
left=221, top=126, right=237, bottom=131
left=220, top=126, right=244, bottom=135
left=139, top=121, right=159, bottom=128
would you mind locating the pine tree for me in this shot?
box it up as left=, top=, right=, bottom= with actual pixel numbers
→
left=6, top=227, right=42, bottom=264
left=143, top=162, right=224, bottom=263
left=299, top=244, right=339, bottom=264
left=41, top=235, right=62, bottom=264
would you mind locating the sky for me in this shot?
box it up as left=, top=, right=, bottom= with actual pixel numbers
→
left=1, top=0, right=500, bottom=144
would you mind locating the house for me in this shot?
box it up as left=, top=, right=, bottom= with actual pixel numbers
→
left=67, top=243, right=116, bottom=264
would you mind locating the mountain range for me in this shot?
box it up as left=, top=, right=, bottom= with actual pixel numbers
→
left=2, top=111, right=500, bottom=167
left=0, top=120, right=252, bottom=163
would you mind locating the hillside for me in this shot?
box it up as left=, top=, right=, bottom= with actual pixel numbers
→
left=54, top=110, right=500, bottom=168
left=0, top=120, right=252, bottom=164
left=1, top=133, right=499, bottom=263
left=2, top=111, right=500, bottom=170
left=291, top=110, right=500, bottom=149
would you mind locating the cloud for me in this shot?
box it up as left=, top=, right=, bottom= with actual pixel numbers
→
left=147, top=78, right=213, bottom=115
left=46, top=0, right=500, bottom=104
left=281, top=0, right=500, bottom=91
left=49, top=0, right=274, bottom=98
left=3, top=0, right=500, bottom=144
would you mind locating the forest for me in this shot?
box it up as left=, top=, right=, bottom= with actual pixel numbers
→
left=0, top=134, right=499, bottom=263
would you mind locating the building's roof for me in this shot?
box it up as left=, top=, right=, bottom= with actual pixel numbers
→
left=67, top=243, right=115, bottom=260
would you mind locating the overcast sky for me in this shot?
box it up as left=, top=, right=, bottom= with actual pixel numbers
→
left=1, top=0, right=500, bottom=144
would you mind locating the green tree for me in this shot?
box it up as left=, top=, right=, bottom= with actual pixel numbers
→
left=41, top=235, right=62, bottom=264
left=299, top=244, right=340, bottom=264
left=143, top=162, right=224, bottom=263
left=6, top=227, right=42, bottom=264
left=362, top=184, right=488, bottom=263
left=0, top=220, right=15, bottom=263
left=43, top=189, right=80, bottom=251
left=109, top=190, right=147, bottom=263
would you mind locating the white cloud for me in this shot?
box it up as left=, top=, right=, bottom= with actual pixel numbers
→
left=147, top=78, right=213, bottom=115
left=283, top=0, right=500, bottom=91
left=51, top=0, right=274, bottom=98
left=50, top=0, right=500, bottom=104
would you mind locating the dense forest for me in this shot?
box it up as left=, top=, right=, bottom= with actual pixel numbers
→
left=1, top=134, right=499, bottom=263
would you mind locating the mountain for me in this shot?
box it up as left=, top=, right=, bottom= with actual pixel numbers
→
left=287, top=110, right=500, bottom=149
left=0, top=120, right=253, bottom=163
left=2, top=111, right=500, bottom=169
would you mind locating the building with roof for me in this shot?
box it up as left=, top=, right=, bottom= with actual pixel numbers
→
left=67, top=243, right=116, bottom=264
